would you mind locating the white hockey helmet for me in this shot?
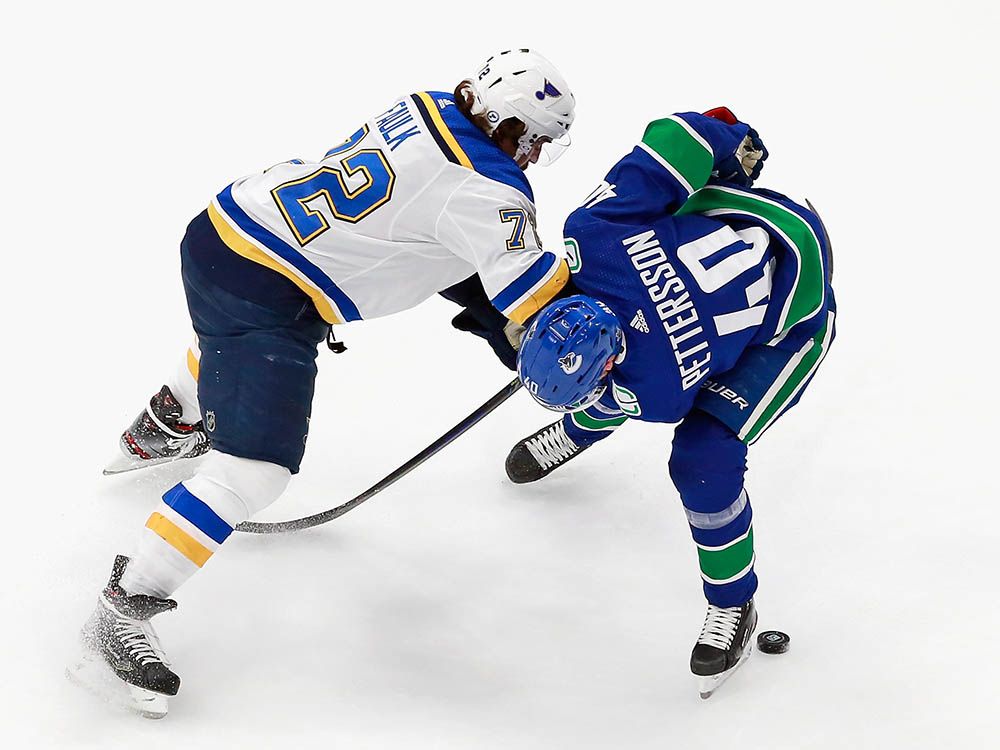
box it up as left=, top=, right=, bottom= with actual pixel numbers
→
left=465, top=49, right=576, bottom=165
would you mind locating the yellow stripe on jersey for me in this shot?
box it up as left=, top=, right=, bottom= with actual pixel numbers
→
left=206, top=203, right=343, bottom=324
left=186, top=348, right=200, bottom=381
left=508, top=259, right=570, bottom=325
left=146, top=512, right=213, bottom=567
left=415, top=92, right=474, bottom=169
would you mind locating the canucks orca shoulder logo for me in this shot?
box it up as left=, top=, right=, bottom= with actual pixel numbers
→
left=558, top=351, right=583, bottom=374
left=535, top=79, right=562, bottom=100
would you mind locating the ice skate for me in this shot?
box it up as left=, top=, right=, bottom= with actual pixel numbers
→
left=691, top=599, right=757, bottom=699
left=68, top=556, right=180, bottom=719
left=104, top=385, right=210, bottom=475
left=505, top=420, right=590, bottom=483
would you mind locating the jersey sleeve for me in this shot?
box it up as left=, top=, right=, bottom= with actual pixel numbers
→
left=579, top=113, right=751, bottom=224
left=436, top=177, right=569, bottom=325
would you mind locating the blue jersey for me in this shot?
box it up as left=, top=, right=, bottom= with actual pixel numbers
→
left=564, top=112, right=834, bottom=423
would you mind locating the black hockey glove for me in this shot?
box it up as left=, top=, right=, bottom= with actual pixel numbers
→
left=440, top=274, right=582, bottom=370
left=440, top=275, right=519, bottom=370
left=450, top=309, right=521, bottom=370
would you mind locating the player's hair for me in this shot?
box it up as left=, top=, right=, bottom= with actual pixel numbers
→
left=454, top=81, right=525, bottom=145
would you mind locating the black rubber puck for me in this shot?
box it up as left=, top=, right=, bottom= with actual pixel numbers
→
left=757, top=630, right=790, bottom=654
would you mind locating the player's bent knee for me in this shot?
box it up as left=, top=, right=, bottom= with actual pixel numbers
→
left=185, top=450, right=291, bottom=522
left=669, top=410, right=747, bottom=512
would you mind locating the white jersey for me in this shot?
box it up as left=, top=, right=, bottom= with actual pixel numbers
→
left=207, top=90, right=568, bottom=325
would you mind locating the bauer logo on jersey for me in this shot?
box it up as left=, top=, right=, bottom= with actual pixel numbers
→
left=701, top=380, right=751, bottom=411
left=535, top=80, right=562, bottom=100
left=559, top=352, right=583, bottom=374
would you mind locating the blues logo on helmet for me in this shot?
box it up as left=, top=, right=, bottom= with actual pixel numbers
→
left=517, top=295, right=623, bottom=412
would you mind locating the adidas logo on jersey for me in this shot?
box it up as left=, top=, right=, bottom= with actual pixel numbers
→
left=630, top=310, right=650, bottom=334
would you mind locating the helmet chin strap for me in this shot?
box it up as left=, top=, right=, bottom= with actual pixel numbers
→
left=514, top=136, right=536, bottom=163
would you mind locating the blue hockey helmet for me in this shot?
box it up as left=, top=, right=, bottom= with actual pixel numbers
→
left=517, top=295, right=623, bottom=412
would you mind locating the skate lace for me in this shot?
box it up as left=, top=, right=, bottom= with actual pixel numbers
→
left=146, top=404, right=200, bottom=443
left=525, top=422, right=578, bottom=469
left=697, top=605, right=742, bottom=650
left=115, top=617, right=168, bottom=667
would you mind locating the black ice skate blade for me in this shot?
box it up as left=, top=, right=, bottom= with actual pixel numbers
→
left=697, top=646, right=754, bottom=700
left=66, top=650, right=170, bottom=719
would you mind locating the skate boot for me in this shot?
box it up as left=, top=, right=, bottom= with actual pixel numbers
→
left=691, top=599, right=758, bottom=699
left=69, top=555, right=180, bottom=719
left=104, top=385, right=210, bottom=475
left=505, top=419, right=590, bottom=484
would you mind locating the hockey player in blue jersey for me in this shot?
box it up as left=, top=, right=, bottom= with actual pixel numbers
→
left=504, top=107, right=836, bottom=698
left=73, top=50, right=576, bottom=718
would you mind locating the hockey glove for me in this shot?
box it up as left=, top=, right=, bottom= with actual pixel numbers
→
left=440, top=275, right=519, bottom=370
left=703, top=107, right=768, bottom=187
left=703, top=106, right=740, bottom=125
left=450, top=309, right=520, bottom=370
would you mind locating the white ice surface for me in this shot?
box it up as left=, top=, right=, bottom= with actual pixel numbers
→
left=3, top=1, right=999, bottom=747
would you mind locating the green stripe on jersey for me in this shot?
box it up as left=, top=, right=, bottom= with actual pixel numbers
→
left=642, top=117, right=714, bottom=193
left=571, top=410, right=628, bottom=432
left=741, top=315, right=832, bottom=444
left=677, top=186, right=826, bottom=333
left=697, top=527, right=755, bottom=583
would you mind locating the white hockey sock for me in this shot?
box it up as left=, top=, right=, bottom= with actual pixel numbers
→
left=120, top=451, right=291, bottom=598
left=165, top=341, right=202, bottom=425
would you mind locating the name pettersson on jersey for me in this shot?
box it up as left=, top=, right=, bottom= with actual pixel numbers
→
left=623, top=230, right=711, bottom=390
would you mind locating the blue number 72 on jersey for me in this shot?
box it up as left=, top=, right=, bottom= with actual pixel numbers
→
left=271, top=146, right=396, bottom=246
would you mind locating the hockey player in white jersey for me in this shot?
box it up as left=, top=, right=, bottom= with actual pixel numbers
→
left=75, top=50, right=575, bottom=717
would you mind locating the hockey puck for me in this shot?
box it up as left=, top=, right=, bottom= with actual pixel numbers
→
left=756, top=631, right=790, bottom=654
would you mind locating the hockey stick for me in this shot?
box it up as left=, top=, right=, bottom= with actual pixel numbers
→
left=236, top=377, right=523, bottom=534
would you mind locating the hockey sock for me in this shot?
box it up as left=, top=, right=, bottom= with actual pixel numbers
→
left=670, top=410, right=757, bottom=608
left=165, top=341, right=202, bottom=425
left=120, top=451, right=290, bottom=598
left=688, top=489, right=757, bottom=607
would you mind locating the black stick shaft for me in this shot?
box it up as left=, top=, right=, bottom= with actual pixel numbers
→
left=236, top=378, right=523, bottom=534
